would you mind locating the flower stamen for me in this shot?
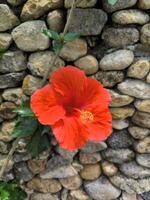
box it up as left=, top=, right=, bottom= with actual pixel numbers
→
left=80, top=110, right=94, bottom=123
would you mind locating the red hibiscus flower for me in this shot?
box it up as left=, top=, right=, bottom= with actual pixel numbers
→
left=31, top=66, right=112, bottom=150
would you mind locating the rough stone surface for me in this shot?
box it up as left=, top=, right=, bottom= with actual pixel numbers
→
left=81, top=141, right=107, bottom=153
left=112, top=119, right=129, bottom=130
left=141, top=24, right=150, bottom=45
left=112, top=10, right=149, bottom=25
left=7, top=0, right=23, bottom=6
left=132, top=112, right=150, bottom=128
left=80, top=164, right=101, bottom=180
left=108, top=89, right=134, bottom=107
left=110, top=107, right=135, bottom=120
left=0, top=102, right=16, bottom=119
left=59, top=39, right=87, bottom=61
left=146, top=73, right=150, bottom=84
left=118, top=79, right=150, bottom=99
left=56, top=147, right=77, bottom=161
left=99, top=50, right=134, bottom=70
left=84, top=176, right=121, bottom=200
left=68, top=9, right=107, bottom=36
left=59, top=175, right=82, bottom=190
left=0, top=51, right=27, bottom=73
left=65, top=0, right=97, bottom=8
left=138, top=0, right=150, bottom=9
left=79, top=152, right=101, bottom=164
left=135, top=100, right=150, bottom=113
left=74, top=55, right=99, bottom=75
left=28, top=159, right=46, bottom=174
left=21, top=0, right=63, bottom=21
left=136, top=154, right=150, bottom=169
left=30, top=193, right=59, bottom=200
left=0, top=120, right=15, bottom=142
left=70, top=189, right=90, bottom=200
left=127, top=59, right=150, bottom=79
left=102, top=148, right=135, bottom=164
left=0, top=4, right=19, bottom=32
left=128, top=126, right=150, bottom=140
left=102, top=0, right=137, bottom=13
left=0, top=154, right=14, bottom=172
left=0, top=33, right=12, bottom=50
left=121, top=192, right=137, bottom=200
left=94, top=71, right=124, bottom=88
left=134, top=136, right=150, bottom=153
left=28, top=51, right=65, bottom=77
left=102, top=27, right=139, bottom=47
left=12, top=20, right=50, bottom=52
left=102, top=161, right=118, bottom=177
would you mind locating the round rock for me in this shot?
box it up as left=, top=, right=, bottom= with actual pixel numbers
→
left=135, top=100, right=150, bottom=113
left=59, top=175, right=82, bottom=190
left=136, top=154, right=150, bottom=168
left=112, top=119, right=129, bottom=130
left=65, top=0, right=97, bottom=8
left=0, top=33, right=12, bottom=50
left=102, top=161, right=118, bottom=177
left=128, top=126, right=150, bottom=140
left=132, top=112, right=150, bottom=128
left=134, top=136, right=150, bottom=153
left=74, top=55, right=98, bottom=75
left=110, top=107, right=135, bottom=120
left=12, top=20, right=50, bottom=52
left=138, top=0, right=150, bottom=9
left=141, top=23, right=150, bottom=45
left=80, top=164, right=101, bottom=180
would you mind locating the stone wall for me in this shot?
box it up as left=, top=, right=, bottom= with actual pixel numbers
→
left=0, top=0, right=150, bottom=199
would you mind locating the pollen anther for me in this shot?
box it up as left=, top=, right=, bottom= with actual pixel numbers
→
left=80, top=110, right=94, bottom=123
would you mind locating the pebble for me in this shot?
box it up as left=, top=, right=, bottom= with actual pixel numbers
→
left=81, top=141, right=107, bottom=153
left=0, top=33, right=12, bottom=50
left=14, top=153, right=31, bottom=163
left=120, top=161, right=150, bottom=179
left=22, top=75, right=42, bottom=96
left=128, top=126, right=150, bottom=140
left=79, top=152, right=101, bottom=164
left=135, top=100, right=150, bottom=113
left=59, top=175, right=82, bottom=190
left=7, top=0, right=23, bottom=6
left=136, top=154, right=150, bottom=169
left=60, top=38, right=87, bottom=61
left=140, top=192, right=150, bottom=200
left=67, top=9, right=107, bottom=36
left=28, top=159, right=46, bottom=174
left=120, top=192, right=137, bottom=200
left=132, top=112, right=150, bottom=128
left=65, top=0, right=97, bottom=8
left=112, top=9, right=149, bottom=25
left=118, top=79, right=150, bottom=99
left=47, top=10, right=65, bottom=33
left=0, top=141, right=8, bottom=154
left=138, top=0, right=150, bottom=9
left=0, top=102, right=16, bottom=119
left=74, top=55, right=99, bottom=75
left=56, top=146, right=77, bottom=161
left=102, top=0, right=137, bottom=13
left=21, top=0, right=63, bottom=21
left=84, top=176, right=121, bottom=200
left=94, top=71, right=124, bottom=88
left=0, top=72, right=26, bottom=89
left=0, top=4, right=19, bottom=32
left=0, top=120, right=15, bottom=142
left=112, top=119, right=129, bottom=130
left=27, top=51, right=65, bottom=78
left=0, top=51, right=27, bottom=73
left=127, top=59, right=150, bottom=79
left=107, top=130, right=133, bottom=149
left=30, top=193, right=59, bottom=200
left=102, top=161, right=118, bottom=177
left=0, top=154, right=14, bottom=172
left=110, top=107, right=135, bottom=120
left=70, top=189, right=90, bottom=200
left=12, top=20, right=50, bottom=52
left=27, top=177, right=62, bottom=193
left=134, top=136, right=150, bottom=153
left=102, top=148, right=135, bottom=164
left=102, top=27, right=139, bottom=47
left=100, top=50, right=134, bottom=71
left=146, top=73, right=150, bottom=84
left=80, top=164, right=101, bottom=180
left=108, top=89, right=134, bottom=107
left=141, top=23, right=150, bottom=45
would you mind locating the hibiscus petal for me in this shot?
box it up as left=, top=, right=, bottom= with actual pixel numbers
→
left=30, top=84, right=65, bottom=125
left=50, top=66, right=87, bottom=107
left=87, top=108, right=112, bottom=141
left=52, top=116, right=89, bottom=150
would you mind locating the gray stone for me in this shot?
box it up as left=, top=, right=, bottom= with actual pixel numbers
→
left=100, top=50, right=134, bottom=70
left=47, top=10, right=65, bottom=33
left=79, top=152, right=101, bottom=164
left=12, top=20, right=50, bottom=52
left=140, top=192, right=150, bottom=200
left=94, top=71, right=124, bottom=88
left=0, top=33, right=12, bottom=50
left=136, top=154, right=150, bottom=169
left=118, top=79, right=150, bottom=99
left=132, top=112, right=150, bottom=128
left=84, top=176, right=121, bottom=200
left=108, top=89, right=134, bottom=107
left=40, top=156, right=77, bottom=179
left=138, top=0, right=150, bottom=9
left=70, top=189, right=90, bottom=200
left=0, top=51, right=27, bottom=73
left=0, top=72, right=26, bottom=89
left=56, top=146, right=77, bottom=161
left=135, top=100, right=150, bottom=113
left=128, top=126, right=150, bottom=140
left=102, top=0, right=137, bottom=13
left=134, top=136, right=150, bottom=153
left=14, top=162, right=33, bottom=182
left=65, top=0, right=97, bottom=8
left=68, top=9, right=107, bottom=36
left=0, top=4, right=19, bottom=32
left=102, top=148, right=135, bottom=164
left=81, top=141, right=107, bottom=153
left=110, top=172, right=150, bottom=194
left=120, top=161, right=150, bottom=179
left=120, top=192, right=137, bottom=200
left=112, top=9, right=149, bottom=25
left=14, top=153, right=31, bottom=163
left=31, top=193, right=59, bottom=200
left=107, top=130, right=133, bottom=149
left=28, top=51, right=65, bottom=77
left=21, top=0, right=63, bottom=21
left=102, top=27, right=139, bottom=47
left=141, top=24, right=150, bottom=45
left=0, top=141, right=8, bottom=154
left=7, top=0, right=23, bottom=6
left=112, top=119, right=129, bottom=130
left=0, top=154, right=14, bottom=172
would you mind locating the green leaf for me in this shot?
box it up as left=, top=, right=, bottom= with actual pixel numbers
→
left=0, top=189, right=10, bottom=200
left=107, top=0, right=118, bottom=5
left=13, top=102, right=35, bottom=118
left=11, top=117, right=38, bottom=138
left=53, top=41, right=63, bottom=54
left=42, top=29, right=60, bottom=41
left=0, top=48, right=6, bottom=60
left=27, top=126, right=50, bottom=158
left=64, top=32, right=80, bottom=42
